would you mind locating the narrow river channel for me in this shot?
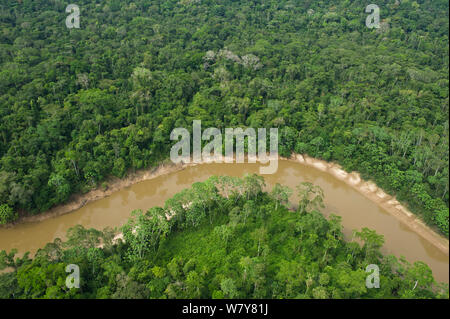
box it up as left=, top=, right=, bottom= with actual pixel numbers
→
left=0, top=160, right=448, bottom=283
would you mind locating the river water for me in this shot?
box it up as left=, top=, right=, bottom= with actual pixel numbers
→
left=0, top=160, right=448, bottom=283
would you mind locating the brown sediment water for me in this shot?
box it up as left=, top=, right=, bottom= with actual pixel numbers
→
left=0, top=157, right=448, bottom=283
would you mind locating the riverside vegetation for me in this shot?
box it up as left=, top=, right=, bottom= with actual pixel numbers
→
left=0, top=0, right=448, bottom=236
left=0, top=175, right=448, bottom=299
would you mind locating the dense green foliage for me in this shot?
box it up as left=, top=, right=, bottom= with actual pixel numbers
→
left=0, top=176, right=448, bottom=299
left=1, top=0, right=448, bottom=234
left=0, top=203, right=17, bottom=224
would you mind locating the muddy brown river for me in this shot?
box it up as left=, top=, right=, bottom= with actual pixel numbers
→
left=0, top=160, right=448, bottom=283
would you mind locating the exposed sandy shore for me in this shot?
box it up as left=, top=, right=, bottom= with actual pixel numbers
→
left=3, top=154, right=449, bottom=256
left=286, top=154, right=449, bottom=256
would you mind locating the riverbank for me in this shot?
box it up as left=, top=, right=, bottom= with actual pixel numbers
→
left=287, top=154, right=449, bottom=256
left=2, top=154, right=449, bottom=256
left=5, top=159, right=191, bottom=225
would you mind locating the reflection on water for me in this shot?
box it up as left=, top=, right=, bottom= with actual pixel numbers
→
left=0, top=160, right=448, bottom=283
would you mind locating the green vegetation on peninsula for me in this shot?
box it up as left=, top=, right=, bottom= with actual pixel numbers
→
left=1, top=176, right=448, bottom=299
